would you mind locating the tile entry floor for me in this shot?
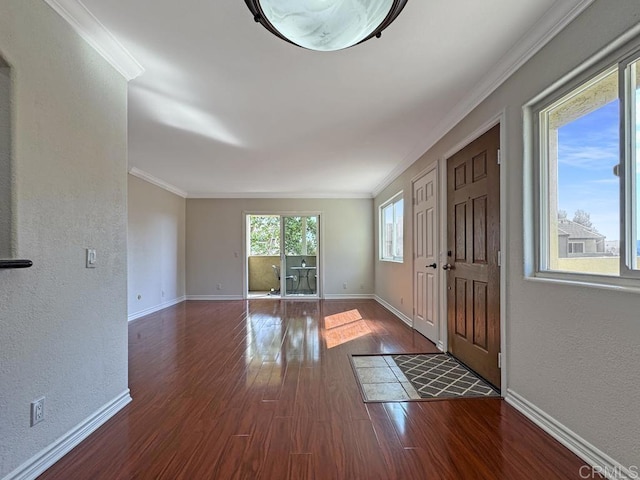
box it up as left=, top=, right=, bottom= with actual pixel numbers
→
left=352, top=355, right=422, bottom=401
left=352, top=354, right=500, bottom=402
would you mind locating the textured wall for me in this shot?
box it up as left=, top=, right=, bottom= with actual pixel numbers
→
left=374, top=0, right=640, bottom=468
left=0, top=0, right=129, bottom=476
left=186, top=198, right=373, bottom=297
left=128, top=175, right=186, bottom=317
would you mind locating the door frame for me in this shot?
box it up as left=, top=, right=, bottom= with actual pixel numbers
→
left=439, top=111, right=507, bottom=393
left=242, top=210, right=324, bottom=300
left=411, top=164, right=440, bottom=344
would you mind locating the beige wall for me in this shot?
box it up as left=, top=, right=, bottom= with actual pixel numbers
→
left=128, top=175, right=186, bottom=318
left=186, top=198, right=373, bottom=297
left=374, top=0, right=640, bottom=468
left=0, top=0, right=129, bottom=477
left=248, top=256, right=279, bottom=291
left=555, top=257, right=640, bottom=275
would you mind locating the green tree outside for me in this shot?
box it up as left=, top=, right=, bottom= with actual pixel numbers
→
left=250, top=215, right=318, bottom=256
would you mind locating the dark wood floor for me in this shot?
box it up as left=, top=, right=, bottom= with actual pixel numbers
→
left=40, top=300, right=591, bottom=479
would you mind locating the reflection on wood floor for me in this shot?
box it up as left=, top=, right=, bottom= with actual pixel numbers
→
left=39, top=299, right=591, bottom=479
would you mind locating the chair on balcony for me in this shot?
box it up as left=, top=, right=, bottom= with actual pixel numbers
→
left=271, top=265, right=295, bottom=295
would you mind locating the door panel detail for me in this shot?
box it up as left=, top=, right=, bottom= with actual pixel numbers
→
left=455, top=277, right=467, bottom=337
left=473, top=280, right=488, bottom=350
left=472, top=152, right=488, bottom=181
left=473, top=196, right=487, bottom=264
left=455, top=203, right=467, bottom=262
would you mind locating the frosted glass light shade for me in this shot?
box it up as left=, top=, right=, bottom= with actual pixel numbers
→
left=245, top=0, right=408, bottom=51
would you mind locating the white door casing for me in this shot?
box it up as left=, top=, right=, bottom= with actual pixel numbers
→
left=413, top=167, right=439, bottom=343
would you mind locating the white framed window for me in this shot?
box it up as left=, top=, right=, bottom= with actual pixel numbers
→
left=380, top=193, right=404, bottom=262
left=568, top=242, right=585, bottom=255
left=530, top=38, right=640, bottom=285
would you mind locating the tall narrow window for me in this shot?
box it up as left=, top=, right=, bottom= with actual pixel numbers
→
left=380, top=193, right=403, bottom=262
left=622, top=54, right=640, bottom=273
left=539, top=67, right=619, bottom=276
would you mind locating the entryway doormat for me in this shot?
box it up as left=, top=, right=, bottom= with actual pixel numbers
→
left=392, top=353, right=499, bottom=399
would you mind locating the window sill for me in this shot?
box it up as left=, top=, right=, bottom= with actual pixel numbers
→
left=380, top=259, right=404, bottom=264
left=526, top=271, right=640, bottom=295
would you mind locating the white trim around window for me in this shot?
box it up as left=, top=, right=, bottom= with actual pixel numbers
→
left=379, top=192, right=404, bottom=262
left=525, top=27, right=640, bottom=290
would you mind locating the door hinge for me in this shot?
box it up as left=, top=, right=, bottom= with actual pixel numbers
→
left=497, top=148, right=501, bottom=165
left=497, top=250, right=502, bottom=267
left=498, top=352, right=502, bottom=369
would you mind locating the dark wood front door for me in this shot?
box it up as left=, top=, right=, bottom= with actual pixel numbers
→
left=446, top=124, right=501, bottom=388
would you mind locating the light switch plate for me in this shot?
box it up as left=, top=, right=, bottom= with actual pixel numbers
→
left=86, top=248, right=96, bottom=268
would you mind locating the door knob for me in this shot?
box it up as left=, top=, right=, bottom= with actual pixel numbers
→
left=427, top=263, right=437, bottom=269
left=442, top=263, right=453, bottom=270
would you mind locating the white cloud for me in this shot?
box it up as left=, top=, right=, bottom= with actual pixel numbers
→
left=589, top=178, right=619, bottom=185
left=558, top=144, right=618, bottom=169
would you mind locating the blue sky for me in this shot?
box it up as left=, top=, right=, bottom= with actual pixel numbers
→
left=557, top=99, right=620, bottom=241
left=557, top=89, right=640, bottom=243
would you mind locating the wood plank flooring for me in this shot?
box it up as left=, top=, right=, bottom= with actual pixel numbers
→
left=39, top=300, right=592, bottom=479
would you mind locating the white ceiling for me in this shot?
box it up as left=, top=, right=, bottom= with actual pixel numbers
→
left=66, top=0, right=591, bottom=197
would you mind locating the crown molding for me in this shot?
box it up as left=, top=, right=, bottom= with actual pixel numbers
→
left=187, top=192, right=373, bottom=199
left=43, top=0, right=144, bottom=81
left=371, top=0, right=595, bottom=198
left=128, top=168, right=372, bottom=199
left=128, top=168, right=188, bottom=198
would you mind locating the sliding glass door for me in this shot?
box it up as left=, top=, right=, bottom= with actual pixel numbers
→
left=246, top=214, right=320, bottom=298
left=283, top=216, right=319, bottom=297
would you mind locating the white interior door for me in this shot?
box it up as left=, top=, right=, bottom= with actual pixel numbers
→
left=413, top=168, right=439, bottom=342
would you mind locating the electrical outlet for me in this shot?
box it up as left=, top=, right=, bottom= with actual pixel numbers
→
left=217, top=283, right=222, bottom=290
left=31, top=397, right=45, bottom=426
left=343, top=282, right=347, bottom=289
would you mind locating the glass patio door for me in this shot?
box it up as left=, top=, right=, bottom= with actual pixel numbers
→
left=282, top=216, right=319, bottom=297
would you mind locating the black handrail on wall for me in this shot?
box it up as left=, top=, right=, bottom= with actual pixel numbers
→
left=0, top=259, right=33, bottom=269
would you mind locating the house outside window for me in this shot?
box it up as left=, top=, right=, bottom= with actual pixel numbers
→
left=380, top=193, right=403, bottom=262
left=530, top=39, right=640, bottom=284
left=560, top=220, right=604, bottom=256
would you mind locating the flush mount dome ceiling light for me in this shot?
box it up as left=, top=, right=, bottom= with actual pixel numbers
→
left=245, top=0, right=408, bottom=52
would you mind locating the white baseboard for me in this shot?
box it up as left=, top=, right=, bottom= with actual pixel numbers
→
left=186, top=295, right=244, bottom=301
left=437, top=340, right=445, bottom=352
left=324, top=294, right=375, bottom=300
left=506, top=389, right=632, bottom=480
left=374, top=295, right=413, bottom=328
left=128, top=296, right=186, bottom=321
left=4, top=390, right=132, bottom=480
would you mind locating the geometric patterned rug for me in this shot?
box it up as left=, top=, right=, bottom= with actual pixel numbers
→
left=392, top=353, right=500, bottom=399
